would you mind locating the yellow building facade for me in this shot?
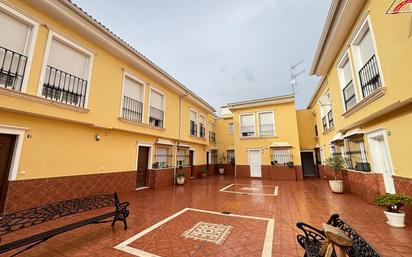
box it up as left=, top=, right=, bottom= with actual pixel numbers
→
left=307, top=0, right=412, bottom=203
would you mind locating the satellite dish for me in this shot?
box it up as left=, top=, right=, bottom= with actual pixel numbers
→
left=318, top=95, right=330, bottom=106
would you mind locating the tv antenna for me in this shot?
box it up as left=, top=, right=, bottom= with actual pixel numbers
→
left=290, top=60, right=305, bottom=94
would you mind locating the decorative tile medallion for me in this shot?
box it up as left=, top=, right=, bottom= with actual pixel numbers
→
left=181, top=221, right=233, bottom=245
left=240, top=186, right=259, bottom=191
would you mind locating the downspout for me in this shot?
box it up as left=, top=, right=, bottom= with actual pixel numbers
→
left=174, top=94, right=185, bottom=184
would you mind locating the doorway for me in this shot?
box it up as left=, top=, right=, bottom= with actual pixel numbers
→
left=0, top=134, right=15, bottom=213
left=248, top=149, right=262, bottom=177
left=189, top=150, right=194, bottom=178
left=206, top=151, right=210, bottom=171
left=136, top=146, right=150, bottom=188
left=301, top=151, right=315, bottom=177
left=367, top=130, right=395, bottom=193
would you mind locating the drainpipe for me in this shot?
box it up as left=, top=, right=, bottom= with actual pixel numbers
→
left=173, top=94, right=186, bottom=184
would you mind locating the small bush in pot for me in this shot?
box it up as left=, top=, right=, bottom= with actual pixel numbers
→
left=324, top=155, right=347, bottom=193
left=218, top=153, right=226, bottom=175
left=175, top=166, right=185, bottom=185
left=375, top=193, right=412, bottom=228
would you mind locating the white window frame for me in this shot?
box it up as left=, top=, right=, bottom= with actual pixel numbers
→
left=350, top=15, right=385, bottom=100
left=199, top=113, right=205, bottom=138
left=257, top=110, right=276, bottom=137
left=148, top=86, right=166, bottom=128
left=337, top=51, right=359, bottom=111
left=239, top=112, right=256, bottom=138
left=120, top=71, right=146, bottom=122
left=0, top=124, right=26, bottom=181
left=37, top=30, right=94, bottom=108
left=189, top=108, right=198, bottom=136
left=228, top=122, right=234, bottom=135
left=0, top=2, right=39, bottom=93
left=319, top=91, right=333, bottom=131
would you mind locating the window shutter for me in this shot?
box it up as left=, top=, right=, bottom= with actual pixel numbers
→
left=240, top=114, right=254, bottom=127
left=190, top=110, right=197, bottom=122
left=259, top=112, right=273, bottom=125
left=342, top=59, right=352, bottom=84
left=124, top=77, right=144, bottom=102
left=150, top=90, right=164, bottom=110
left=199, top=115, right=205, bottom=125
left=47, top=38, right=88, bottom=79
left=0, top=11, right=30, bottom=54
left=358, top=30, right=374, bottom=64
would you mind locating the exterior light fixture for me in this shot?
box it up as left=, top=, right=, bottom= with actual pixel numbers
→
left=95, top=134, right=101, bottom=141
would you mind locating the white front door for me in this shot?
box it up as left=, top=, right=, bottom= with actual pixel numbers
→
left=248, top=150, right=262, bottom=177
left=367, top=131, right=395, bottom=193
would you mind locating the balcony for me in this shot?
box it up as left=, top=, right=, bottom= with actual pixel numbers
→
left=259, top=123, right=274, bottom=137
left=209, top=131, right=216, bottom=142
left=359, top=55, right=382, bottom=98
left=199, top=124, right=205, bottom=138
left=190, top=120, right=197, bottom=136
left=240, top=125, right=255, bottom=137
left=0, top=46, right=28, bottom=92
left=122, top=96, right=143, bottom=122
left=149, top=106, right=164, bottom=128
left=42, top=65, right=88, bottom=108
left=342, top=80, right=356, bottom=111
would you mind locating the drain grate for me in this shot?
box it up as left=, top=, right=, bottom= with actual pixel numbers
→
left=221, top=211, right=231, bottom=215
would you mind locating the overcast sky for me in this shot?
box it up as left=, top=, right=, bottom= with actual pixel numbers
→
left=74, top=0, right=330, bottom=112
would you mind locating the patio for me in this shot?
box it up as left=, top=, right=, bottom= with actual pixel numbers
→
left=2, top=176, right=412, bottom=257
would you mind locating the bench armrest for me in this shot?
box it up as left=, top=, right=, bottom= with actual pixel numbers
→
left=296, top=222, right=326, bottom=243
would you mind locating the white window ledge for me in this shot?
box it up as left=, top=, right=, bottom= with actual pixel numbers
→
left=342, top=87, right=386, bottom=118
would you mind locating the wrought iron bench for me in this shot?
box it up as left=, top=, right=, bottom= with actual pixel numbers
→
left=0, top=192, right=129, bottom=256
left=296, top=214, right=380, bottom=257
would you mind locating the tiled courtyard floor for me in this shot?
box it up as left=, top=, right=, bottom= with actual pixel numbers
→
left=2, top=176, right=412, bottom=257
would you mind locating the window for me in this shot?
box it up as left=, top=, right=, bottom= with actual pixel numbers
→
left=190, top=110, right=197, bottom=136
left=121, top=73, right=144, bottom=122
left=199, top=114, right=205, bottom=138
left=319, top=92, right=334, bottom=131
left=40, top=32, right=93, bottom=108
left=258, top=111, right=275, bottom=137
left=176, top=147, right=189, bottom=167
left=351, top=18, right=382, bottom=98
left=228, top=123, right=234, bottom=134
left=0, top=5, right=37, bottom=92
left=338, top=55, right=357, bottom=111
left=153, top=146, right=172, bottom=168
left=270, top=147, right=293, bottom=165
left=209, top=122, right=216, bottom=142
left=227, top=150, right=235, bottom=165
left=210, top=150, right=218, bottom=164
left=240, top=114, right=255, bottom=137
left=149, top=88, right=164, bottom=128
left=345, top=135, right=370, bottom=171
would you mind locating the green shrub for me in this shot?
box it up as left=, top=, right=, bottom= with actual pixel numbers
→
left=375, top=193, right=412, bottom=213
left=324, top=155, right=347, bottom=180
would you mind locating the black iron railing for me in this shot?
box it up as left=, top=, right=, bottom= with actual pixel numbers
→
left=343, top=80, right=356, bottom=111
left=149, top=106, right=164, bottom=127
left=190, top=120, right=197, bottom=136
left=259, top=123, right=274, bottom=136
left=122, top=96, right=143, bottom=122
left=271, top=147, right=293, bottom=166
left=327, top=110, right=334, bottom=128
left=199, top=124, right=205, bottom=138
left=0, top=46, right=27, bottom=91
left=152, top=154, right=172, bottom=168
left=359, top=55, right=382, bottom=98
left=42, top=65, right=88, bottom=107
left=209, top=131, right=216, bottom=142
left=241, top=125, right=255, bottom=137
left=322, top=116, right=328, bottom=131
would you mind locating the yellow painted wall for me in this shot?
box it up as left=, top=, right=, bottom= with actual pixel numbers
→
left=296, top=109, right=317, bottom=150
left=232, top=101, right=302, bottom=165
left=215, top=117, right=235, bottom=159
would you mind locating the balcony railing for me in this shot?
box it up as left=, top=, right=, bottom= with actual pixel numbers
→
left=42, top=65, right=88, bottom=107
left=359, top=55, right=382, bottom=98
left=259, top=123, right=274, bottom=136
left=343, top=80, right=356, bottom=111
left=149, top=106, right=164, bottom=128
left=190, top=120, right=197, bottom=136
left=199, top=124, right=205, bottom=138
left=241, top=125, right=255, bottom=137
left=209, top=131, right=216, bottom=142
left=122, top=96, right=143, bottom=122
left=327, top=110, right=334, bottom=128
left=0, top=46, right=27, bottom=91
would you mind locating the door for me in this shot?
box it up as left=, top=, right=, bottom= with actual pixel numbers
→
left=368, top=132, right=395, bottom=193
left=248, top=150, right=262, bottom=177
left=137, top=146, right=149, bottom=188
left=206, top=151, right=210, bottom=171
left=189, top=150, right=194, bottom=177
left=301, top=152, right=315, bottom=177
left=0, top=134, right=15, bottom=213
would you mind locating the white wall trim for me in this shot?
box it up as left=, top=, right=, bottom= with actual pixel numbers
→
left=300, top=149, right=316, bottom=165
left=336, top=50, right=359, bottom=112
left=37, top=29, right=94, bottom=108
left=256, top=110, right=276, bottom=137
left=0, top=125, right=26, bottom=181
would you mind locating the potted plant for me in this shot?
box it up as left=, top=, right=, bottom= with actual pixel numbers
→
left=218, top=153, right=226, bottom=175
left=200, top=167, right=208, bottom=178
left=375, top=193, right=412, bottom=228
left=324, top=155, right=346, bottom=193
left=287, top=161, right=294, bottom=168
left=175, top=166, right=185, bottom=185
